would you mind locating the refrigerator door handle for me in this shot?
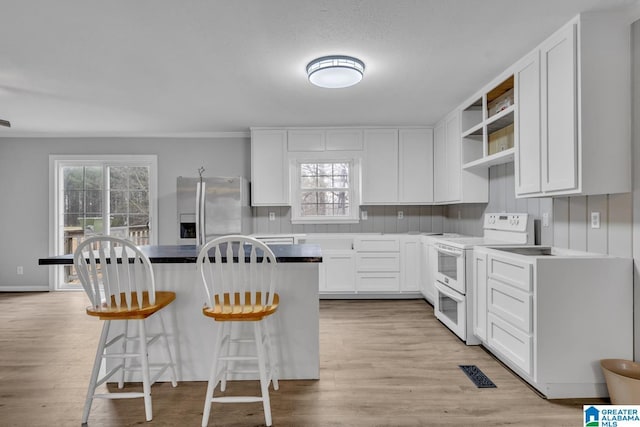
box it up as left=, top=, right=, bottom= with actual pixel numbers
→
left=199, top=181, right=206, bottom=245
left=195, top=181, right=202, bottom=246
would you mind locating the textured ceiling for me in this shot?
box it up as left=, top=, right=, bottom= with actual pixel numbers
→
left=0, top=0, right=638, bottom=137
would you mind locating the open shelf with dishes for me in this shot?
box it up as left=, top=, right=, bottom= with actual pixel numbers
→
left=461, top=75, right=515, bottom=170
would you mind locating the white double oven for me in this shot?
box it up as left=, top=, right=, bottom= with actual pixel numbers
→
left=432, top=213, right=532, bottom=345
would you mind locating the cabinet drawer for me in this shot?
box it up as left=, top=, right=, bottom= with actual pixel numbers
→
left=487, top=254, right=532, bottom=291
left=354, top=237, right=400, bottom=252
left=487, top=278, right=532, bottom=333
left=487, top=312, right=533, bottom=376
left=356, top=253, right=400, bottom=272
left=357, top=273, right=400, bottom=292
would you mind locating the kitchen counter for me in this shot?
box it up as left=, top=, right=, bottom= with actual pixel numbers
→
left=38, top=243, right=323, bottom=265
left=39, top=244, right=321, bottom=382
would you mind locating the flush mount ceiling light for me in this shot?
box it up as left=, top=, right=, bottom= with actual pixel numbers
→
left=306, top=55, right=365, bottom=89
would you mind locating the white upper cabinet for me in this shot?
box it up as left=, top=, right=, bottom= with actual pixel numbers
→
left=251, top=129, right=290, bottom=206
left=514, top=12, right=631, bottom=197
left=287, top=128, right=364, bottom=152
left=325, top=129, right=364, bottom=151
left=433, top=121, right=447, bottom=202
left=514, top=51, right=542, bottom=196
left=540, top=22, right=578, bottom=193
left=362, top=129, right=399, bottom=204
left=361, top=128, right=434, bottom=205
left=445, top=112, right=462, bottom=202
left=287, top=129, right=325, bottom=152
left=399, top=129, right=434, bottom=204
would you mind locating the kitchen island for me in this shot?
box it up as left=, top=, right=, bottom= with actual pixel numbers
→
left=39, top=244, right=322, bottom=381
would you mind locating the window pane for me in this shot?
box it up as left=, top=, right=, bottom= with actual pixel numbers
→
left=301, top=191, right=317, bottom=204
left=129, top=167, right=149, bottom=190
left=317, top=191, right=333, bottom=203
left=317, top=204, right=332, bottom=216
left=85, top=190, right=102, bottom=214
left=334, top=163, right=349, bottom=175
left=63, top=167, right=84, bottom=190
left=335, top=204, right=350, bottom=215
left=317, top=176, right=332, bottom=188
left=64, top=214, right=82, bottom=228
left=84, top=167, right=103, bottom=190
left=64, top=190, right=83, bottom=213
left=301, top=164, right=317, bottom=176
left=110, top=191, right=128, bottom=214
left=318, top=163, right=332, bottom=176
left=109, top=167, right=128, bottom=189
left=333, top=175, right=349, bottom=188
left=129, top=215, right=148, bottom=227
left=301, top=176, right=317, bottom=189
left=110, top=214, right=128, bottom=227
left=301, top=204, right=317, bottom=215
left=129, top=190, right=149, bottom=214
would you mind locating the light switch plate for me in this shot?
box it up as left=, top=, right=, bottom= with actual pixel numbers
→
left=591, top=212, right=600, bottom=229
left=361, top=210, right=368, bottom=220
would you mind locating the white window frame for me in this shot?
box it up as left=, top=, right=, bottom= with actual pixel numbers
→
left=290, top=156, right=360, bottom=224
left=48, top=155, right=158, bottom=290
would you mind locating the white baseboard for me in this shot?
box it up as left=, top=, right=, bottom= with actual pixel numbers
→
left=0, top=285, right=50, bottom=292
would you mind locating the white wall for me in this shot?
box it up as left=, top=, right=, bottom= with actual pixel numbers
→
left=0, top=137, right=249, bottom=290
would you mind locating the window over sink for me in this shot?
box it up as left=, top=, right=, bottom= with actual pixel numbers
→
left=291, top=159, right=360, bottom=224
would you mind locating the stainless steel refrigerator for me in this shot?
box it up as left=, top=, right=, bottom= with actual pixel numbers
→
left=177, top=175, right=252, bottom=245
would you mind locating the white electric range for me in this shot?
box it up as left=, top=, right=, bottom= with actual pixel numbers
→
left=431, top=213, right=533, bottom=345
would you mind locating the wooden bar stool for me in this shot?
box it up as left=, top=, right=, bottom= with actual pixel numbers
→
left=197, top=235, right=280, bottom=427
left=74, top=236, right=178, bottom=424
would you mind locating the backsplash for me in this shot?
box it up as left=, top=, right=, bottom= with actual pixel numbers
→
left=253, top=205, right=449, bottom=234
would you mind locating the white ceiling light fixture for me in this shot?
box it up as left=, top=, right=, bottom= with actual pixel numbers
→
left=306, top=55, right=365, bottom=89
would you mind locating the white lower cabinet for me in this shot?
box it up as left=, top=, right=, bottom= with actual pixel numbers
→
left=474, top=246, right=633, bottom=398
left=472, top=250, right=487, bottom=341
left=400, top=235, right=421, bottom=292
left=483, top=251, right=534, bottom=378
left=355, top=236, right=401, bottom=293
left=319, top=251, right=355, bottom=293
left=487, top=312, right=533, bottom=376
left=306, top=234, right=423, bottom=297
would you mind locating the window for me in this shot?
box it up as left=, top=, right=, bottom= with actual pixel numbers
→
left=49, top=155, right=158, bottom=290
left=291, top=160, right=359, bottom=224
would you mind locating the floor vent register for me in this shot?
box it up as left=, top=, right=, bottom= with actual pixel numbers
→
left=459, top=365, right=497, bottom=388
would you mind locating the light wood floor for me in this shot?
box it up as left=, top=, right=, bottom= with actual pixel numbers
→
left=0, top=292, right=604, bottom=426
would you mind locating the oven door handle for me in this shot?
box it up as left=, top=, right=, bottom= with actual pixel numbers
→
left=435, top=245, right=463, bottom=257
left=436, top=281, right=464, bottom=303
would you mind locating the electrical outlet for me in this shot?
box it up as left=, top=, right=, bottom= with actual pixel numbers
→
left=542, top=212, right=550, bottom=227
left=361, top=210, right=368, bottom=220
left=268, top=212, right=276, bottom=221
left=17, top=266, right=23, bottom=275
left=591, top=211, right=601, bottom=229
left=397, top=210, right=404, bottom=219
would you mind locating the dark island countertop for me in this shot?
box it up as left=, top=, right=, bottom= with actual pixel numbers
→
left=39, top=244, right=323, bottom=265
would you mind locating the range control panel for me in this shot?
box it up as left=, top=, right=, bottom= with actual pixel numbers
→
left=483, top=213, right=530, bottom=232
